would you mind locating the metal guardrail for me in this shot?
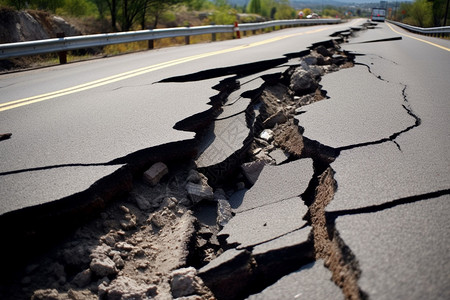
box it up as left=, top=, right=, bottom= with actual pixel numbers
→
left=0, top=19, right=341, bottom=60
left=387, top=20, right=450, bottom=35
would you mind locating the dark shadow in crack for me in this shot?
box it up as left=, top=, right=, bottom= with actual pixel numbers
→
left=157, top=57, right=288, bottom=83
left=0, top=133, right=12, bottom=141
left=0, top=162, right=108, bottom=176
left=349, top=36, right=402, bottom=44
left=327, top=188, right=450, bottom=220
left=0, top=139, right=199, bottom=177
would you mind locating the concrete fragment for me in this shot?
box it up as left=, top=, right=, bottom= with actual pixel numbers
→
left=143, top=162, right=168, bottom=186
left=170, top=267, right=200, bottom=298
left=259, top=129, right=274, bottom=142
left=241, top=160, right=266, bottom=185
left=185, top=182, right=214, bottom=203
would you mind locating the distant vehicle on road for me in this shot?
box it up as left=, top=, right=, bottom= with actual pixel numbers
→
left=371, top=8, right=386, bottom=22
left=307, top=13, right=320, bottom=19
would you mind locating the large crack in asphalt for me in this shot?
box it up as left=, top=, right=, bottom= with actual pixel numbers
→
left=1, top=22, right=424, bottom=300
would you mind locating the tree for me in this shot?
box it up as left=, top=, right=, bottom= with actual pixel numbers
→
left=410, top=0, right=433, bottom=27
left=105, top=0, right=119, bottom=31
left=247, top=0, right=261, bottom=14
left=60, top=0, right=94, bottom=17
left=302, top=8, right=312, bottom=17
left=428, top=0, right=447, bottom=26
left=1, top=0, right=28, bottom=10
left=211, top=0, right=236, bottom=25
left=274, top=0, right=295, bottom=19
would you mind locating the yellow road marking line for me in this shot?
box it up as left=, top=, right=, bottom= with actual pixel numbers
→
left=387, top=22, right=450, bottom=52
left=1, top=26, right=331, bottom=112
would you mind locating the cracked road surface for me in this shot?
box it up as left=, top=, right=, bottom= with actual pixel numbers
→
left=0, top=19, right=449, bottom=299
left=197, top=22, right=450, bottom=299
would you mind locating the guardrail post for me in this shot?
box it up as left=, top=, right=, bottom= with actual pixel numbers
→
left=185, top=24, right=190, bottom=45
left=56, top=32, right=67, bottom=64
left=234, top=22, right=241, bottom=39
left=211, top=22, right=216, bottom=41
left=148, top=40, right=154, bottom=50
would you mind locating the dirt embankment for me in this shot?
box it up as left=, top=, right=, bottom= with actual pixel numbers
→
left=0, top=7, right=82, bottom=44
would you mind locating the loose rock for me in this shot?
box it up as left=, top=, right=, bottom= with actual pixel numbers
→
left=72, top=269, right=92, bottom=288
left=99, top=276, right=157, bottom=300
left=90, top=255, right=118, bottom=277
left=259, top=129, right=274, bottom=142
left=143, top=162, right=169, bottom=186
left=185, top=182, right=214, bottom=204
left=31, top=289, right=60, bottom=300
left=135, top=195, right=152, bottom=210
left=290, top=69, right=318, bottom=94
left=170, top=267, right=200, bottom=298
left=186, top=169, right=202, bottom=183
left=217, top=199, right=233, bottom=227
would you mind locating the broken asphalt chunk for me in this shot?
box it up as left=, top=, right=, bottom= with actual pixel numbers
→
left=230, top=158, right=314, bottom=212
left=219, top=197, right=308, bottom=249
left=185, top=182, right=214, bottom=204
left=268, top=149, right=290, bottom=165
left=241, top=160, right=266, bottom=185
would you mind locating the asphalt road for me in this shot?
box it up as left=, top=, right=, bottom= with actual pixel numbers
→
left=1, top=19, right=449, bottom=299
left=0, top=20, right=363, bottom=216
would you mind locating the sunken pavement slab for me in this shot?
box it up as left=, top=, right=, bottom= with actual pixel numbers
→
left=222, top=159, right=313, bottom=248
left=219, top=196, right=308, bottom=249
left=199, top=158, right=315, bottom=299
left=229, top=158, right=314, bottom=212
